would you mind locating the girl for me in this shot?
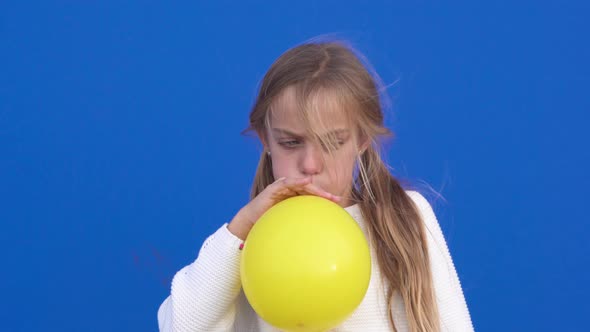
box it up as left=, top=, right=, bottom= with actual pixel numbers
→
left=158, top=40, right=474, bottom=332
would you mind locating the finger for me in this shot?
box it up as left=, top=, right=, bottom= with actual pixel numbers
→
left=298, top=184, right=341, bottom=202
left=272, top=177, right=308, bottom=189
left=285, top=179, right=327, bottom=196
left=283, top=178, right=316, bottom=194
left=272, top=176, right=287, bottom=184
left=278, top=178, right=341, bottom=203
left=284, top=176, right=311, bottom=186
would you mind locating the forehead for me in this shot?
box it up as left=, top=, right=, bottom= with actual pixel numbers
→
left=269, top=86, right=352, bottom=135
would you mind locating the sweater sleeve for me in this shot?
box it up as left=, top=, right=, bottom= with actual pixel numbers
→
left=406, top=191, right=475, bottom=332
left=157, top=223, right=245, bottom=332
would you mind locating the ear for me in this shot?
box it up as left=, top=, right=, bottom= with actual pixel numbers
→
left=358, top=134, right=372, bottom=154
left=256, top=128, right=270, bottom=152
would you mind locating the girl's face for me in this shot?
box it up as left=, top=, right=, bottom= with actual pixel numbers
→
left=262, top=87, right=363, bottom=208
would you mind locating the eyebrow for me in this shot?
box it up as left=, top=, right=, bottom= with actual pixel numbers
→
left=272, top=128, right=350, bottom=138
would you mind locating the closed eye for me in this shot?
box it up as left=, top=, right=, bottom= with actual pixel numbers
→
left=320, top=140, right=345, bottom=151
left=278, top=140, right=301, bottom=149
left=278, top=139, right=346, bottom=150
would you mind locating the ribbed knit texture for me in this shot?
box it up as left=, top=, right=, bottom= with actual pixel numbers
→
left=158, top=191, right=474, bottom=331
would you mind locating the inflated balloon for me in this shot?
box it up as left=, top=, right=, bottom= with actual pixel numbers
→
left=240, top=195, right=371, bottom=332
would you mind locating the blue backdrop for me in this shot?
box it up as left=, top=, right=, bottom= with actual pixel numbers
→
left=1, top=1, right=588, bottom=331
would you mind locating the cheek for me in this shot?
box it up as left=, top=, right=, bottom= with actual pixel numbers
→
left=271, top=155, right=297, bottom=177
left=326, top=155, right=356, bottom=183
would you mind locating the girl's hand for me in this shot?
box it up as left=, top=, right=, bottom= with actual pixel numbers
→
left=227, top=176, right=341, bottom=240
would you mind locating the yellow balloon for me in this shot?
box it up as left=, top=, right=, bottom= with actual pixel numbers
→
left=240, top=195, right=371, bottom=332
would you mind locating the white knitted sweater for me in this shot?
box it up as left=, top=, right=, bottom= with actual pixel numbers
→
left=158, top=191, right=474, bottom=331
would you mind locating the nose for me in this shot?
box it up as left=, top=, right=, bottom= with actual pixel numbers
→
left=300, top=144, right=323, bottom=176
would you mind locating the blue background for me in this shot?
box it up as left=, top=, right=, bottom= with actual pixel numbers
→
left=1, top=1, right=588, bottom=331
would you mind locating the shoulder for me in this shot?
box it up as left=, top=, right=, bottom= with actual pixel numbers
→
left=404, top=190, right=437, bottom=224
left=405, top=191, right=474, bottom=330
left=404, top=190, right=455, bottom=282
left=404, top=190, right=429, bottom=207
left=404, top=190, right=447, bottom=250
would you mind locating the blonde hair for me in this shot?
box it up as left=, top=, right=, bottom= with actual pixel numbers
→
left=242, top=40, right=440, bottom=332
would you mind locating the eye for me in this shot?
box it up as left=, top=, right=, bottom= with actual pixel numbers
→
left=321, top=140, right=345, bottom=151
left=279, top=140, right=301, bottom=149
